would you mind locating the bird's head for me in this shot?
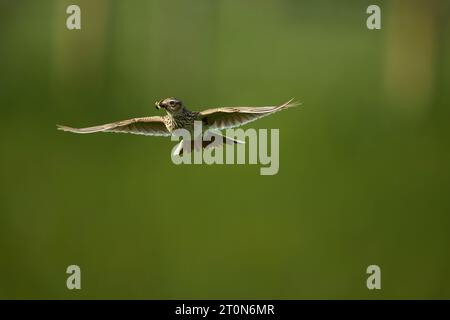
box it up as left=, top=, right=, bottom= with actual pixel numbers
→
left=155, top=97, right=184, bottom=115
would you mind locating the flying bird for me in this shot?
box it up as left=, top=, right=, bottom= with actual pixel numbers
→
left=57, top=98, right=300, bottom=155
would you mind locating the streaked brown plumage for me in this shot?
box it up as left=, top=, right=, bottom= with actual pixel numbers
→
left=57, top=98, right=300, bottom=154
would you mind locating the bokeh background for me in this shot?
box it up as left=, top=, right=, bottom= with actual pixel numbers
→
left=1, top=0, right=449, bottom=299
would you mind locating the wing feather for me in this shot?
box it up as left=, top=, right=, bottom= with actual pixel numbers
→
left=200, top=99, right=300, bottom=130
left=57, top=116, right=170, bottom=136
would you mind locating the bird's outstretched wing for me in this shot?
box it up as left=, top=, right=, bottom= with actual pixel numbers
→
left=57, top=116, right=171, bottom=136
left=199, top=99, right=300, bottom=130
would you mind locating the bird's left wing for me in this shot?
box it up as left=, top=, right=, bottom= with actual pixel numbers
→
left=57, top=116, right=171, bottom=136
left=199, top=99, right=300, bottom=130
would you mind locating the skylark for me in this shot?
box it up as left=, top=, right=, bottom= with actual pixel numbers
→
left=57, top=98, right=299, bottom=155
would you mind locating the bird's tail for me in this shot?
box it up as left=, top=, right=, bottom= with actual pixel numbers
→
left=172, top=132, right=244, bottom=156
left=205, top=132, right=245, bottom=149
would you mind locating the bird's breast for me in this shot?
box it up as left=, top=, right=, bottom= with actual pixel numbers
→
left=166, top=112, right=200, bottom=133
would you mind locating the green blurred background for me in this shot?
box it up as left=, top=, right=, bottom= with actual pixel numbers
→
left=1, top=0, right=450, bottom=299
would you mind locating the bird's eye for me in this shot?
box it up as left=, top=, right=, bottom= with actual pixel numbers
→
left=169, top=101, right=175, bottom=106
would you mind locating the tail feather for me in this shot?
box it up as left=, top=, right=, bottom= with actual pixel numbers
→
left=172, top=132, right=245, bottom=156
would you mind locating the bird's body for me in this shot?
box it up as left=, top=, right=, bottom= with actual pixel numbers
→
left=162, top=109, right=200, bottom=133
left=57, top=98, right=300, bottom=155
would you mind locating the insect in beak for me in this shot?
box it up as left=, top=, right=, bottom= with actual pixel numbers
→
left=155, top=100, right=162, bottom=110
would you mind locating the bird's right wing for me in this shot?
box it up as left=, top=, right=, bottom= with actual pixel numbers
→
left=57, top=116, right=171, bottom=136
left=199, top=99, right=300, bottom=130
